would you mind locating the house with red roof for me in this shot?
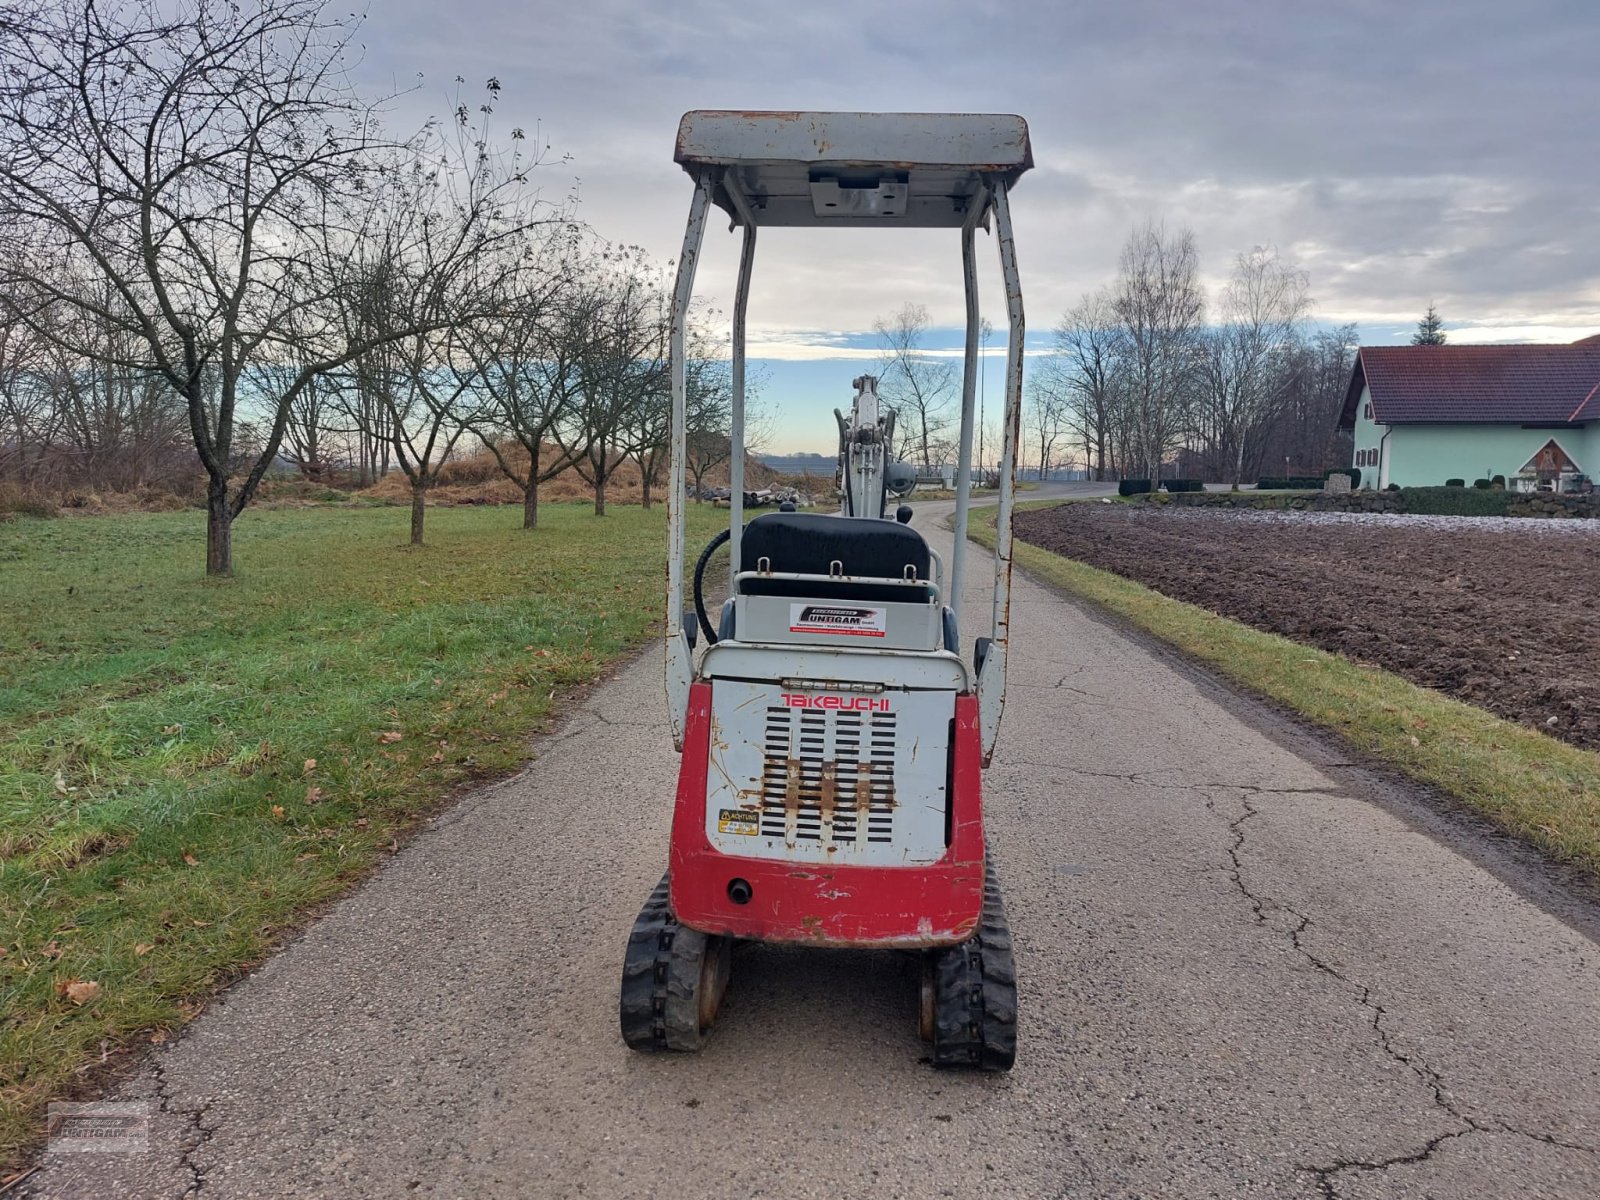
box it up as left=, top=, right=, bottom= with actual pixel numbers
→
left=1338, top=339, right=1600, bottom=491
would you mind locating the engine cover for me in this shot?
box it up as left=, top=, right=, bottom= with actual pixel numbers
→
left=704, top=679, right=954, bottom=866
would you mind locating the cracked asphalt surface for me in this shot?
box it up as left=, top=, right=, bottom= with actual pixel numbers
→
left=21, top=491, right=1600, bottom=1199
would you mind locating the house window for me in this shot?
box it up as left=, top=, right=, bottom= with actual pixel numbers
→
left=1364, top=403, right=1372, bottom=420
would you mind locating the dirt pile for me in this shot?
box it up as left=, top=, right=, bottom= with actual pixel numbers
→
left=1016, top=504, right=1600, bottom=752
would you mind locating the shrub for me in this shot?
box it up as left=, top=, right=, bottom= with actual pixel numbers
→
left=1118, top=479, right=1152, bottom=496
left=0, top=484, right=58, bottom=519
left=1444, top=478, right=1466, bottom=488
left=1399, top=486, right=1512, bottom=516
left=1386, top=483, right=1401, bottom=492
left=1492, top=474, right=1506, bottom=489
left=1161, top=478, right=1204, bottom=492
left=1473, top=478, right=1492, bottom=489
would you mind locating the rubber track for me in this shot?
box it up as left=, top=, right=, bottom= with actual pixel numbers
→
left=619, top=873, right=676, bottom=1051
left=930, top=857, right=1018, bottom=1070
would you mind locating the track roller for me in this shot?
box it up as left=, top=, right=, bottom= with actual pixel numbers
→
left=921, top=857, right=1017, bottom=1071
left=620, top=873, right=732, bottom=1052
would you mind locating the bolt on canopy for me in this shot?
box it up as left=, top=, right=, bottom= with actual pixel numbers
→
left=674, top=110, right=1033, bottom=228
left=664, top=111, right=1032, bottom=765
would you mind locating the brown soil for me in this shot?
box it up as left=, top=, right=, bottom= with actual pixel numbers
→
left=1015, top=504, right=1600, bottom=752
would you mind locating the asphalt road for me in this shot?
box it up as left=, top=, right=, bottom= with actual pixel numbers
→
left=23, top=493, right=1600, bottom=1199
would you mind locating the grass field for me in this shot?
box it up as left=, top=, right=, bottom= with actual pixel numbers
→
left=0, top=502, right=720, bottom=1169
left=967, top=505, right=1600, bottom=884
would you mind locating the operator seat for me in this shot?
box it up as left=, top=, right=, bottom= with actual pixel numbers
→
left=737, top=511, right=933, bottom=604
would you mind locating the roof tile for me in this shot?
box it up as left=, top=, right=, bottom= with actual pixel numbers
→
left=1342, top=343, right=1600, bottom=427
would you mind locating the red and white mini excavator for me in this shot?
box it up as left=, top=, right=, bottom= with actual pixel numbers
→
left=620, top=111, right=1031, bottom=1070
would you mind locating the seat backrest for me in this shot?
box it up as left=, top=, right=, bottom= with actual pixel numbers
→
left=739, top=512, right=930, bottom=582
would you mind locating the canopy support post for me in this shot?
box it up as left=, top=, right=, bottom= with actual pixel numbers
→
left=666, top=172, right=712, bottom=751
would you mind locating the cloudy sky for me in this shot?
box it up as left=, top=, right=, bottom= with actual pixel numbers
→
left=358, top=0, right=1599, bottom=450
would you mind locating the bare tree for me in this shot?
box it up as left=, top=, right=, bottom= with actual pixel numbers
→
left=875, top=303, right=955, bottom=468
left=1041, top=290, right=1125, bottom=481
left=1112, top=222, right=1204, bottom=481
left=1024, top=381, right=1068, bottom=481
left=461, top=235, right=585, bottom=529
left=0, top=2, right=548, bottom=573
left=681, top=322, right=747, bottom=502
left=1198, top=246, right=1310, bottom=487
left=556, top=247, right=667, bottom=516
left=1264, top=324, right=1358, bottom=477
left=0, top=298, right=60, bottom=487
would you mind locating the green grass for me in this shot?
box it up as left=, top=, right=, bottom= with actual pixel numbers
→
left=967, top=507, right=1600, bottom=880
left=0, top=502, right=720, bottom=1169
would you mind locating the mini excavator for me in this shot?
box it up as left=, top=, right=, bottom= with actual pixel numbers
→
left=621, top=111, right=1031, bottom=1069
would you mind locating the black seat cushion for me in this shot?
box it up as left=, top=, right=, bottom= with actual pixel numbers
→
left=739, top=512, right=930, bottom=581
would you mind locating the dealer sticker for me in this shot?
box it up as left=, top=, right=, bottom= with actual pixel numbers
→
left=717, top=808, right=759, bottom=836
left=789, top=603, right=888, bottom=638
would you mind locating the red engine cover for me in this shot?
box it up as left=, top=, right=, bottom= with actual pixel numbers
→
left=668, top=682, right=986, bottom=948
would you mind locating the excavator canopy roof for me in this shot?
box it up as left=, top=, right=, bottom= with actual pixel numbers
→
left=674, top=110, right=1032, bottom=228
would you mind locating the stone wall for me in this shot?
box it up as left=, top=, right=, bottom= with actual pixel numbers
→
left=1506, top=493, right=1600, bottom=519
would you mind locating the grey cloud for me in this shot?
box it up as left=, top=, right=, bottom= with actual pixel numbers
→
left=359, top=0, right=1600, bottom=340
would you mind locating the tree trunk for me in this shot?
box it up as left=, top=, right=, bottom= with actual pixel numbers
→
left=640, top=463, right=652, bottom=511
left=521, top=475, right=539, bottom=530
left=410, top=481, right=426, bottom=546
left=206, top=480, right=233, bottom=577
left=593, top=476, right=606, bottom=517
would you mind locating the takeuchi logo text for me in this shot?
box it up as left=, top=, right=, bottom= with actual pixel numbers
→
left=780, top=693, right=891, bottom=711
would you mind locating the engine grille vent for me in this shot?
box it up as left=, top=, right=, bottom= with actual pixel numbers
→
left=760, top=706, right=896, bottom=845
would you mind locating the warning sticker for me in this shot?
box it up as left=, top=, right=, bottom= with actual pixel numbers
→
left=717, top=808, right=759, bottom=836
left=789, top=603, right=888, bottom=638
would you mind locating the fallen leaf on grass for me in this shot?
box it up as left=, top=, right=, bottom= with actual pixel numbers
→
left=134, top=943, right=154, bottom=956
left=354, top=818, right=369, bottom=829
left=41, top=940, right=62, bottom=960
left=55, top=979, right=101, bottom=1005
left=302, top=758, right=317, bottom=775
left=1409, top=736, right=1421, bottom=748
left=271, top=805, right=286, bottom=819
left=53, top=770, right=68, bottom=796
left=190, top=920, right=211, bottom=929
left=150, top=1030, right=168, bottom=1045
left=182, top=853, right=200, bottom=867
left=304, top=786, right=324, bottom=806
left=377, top=731, right=403, bottom=744
left=295, top=853, right=320, bottom=863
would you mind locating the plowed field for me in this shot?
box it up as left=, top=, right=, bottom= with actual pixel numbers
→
left=1015, top=503, right=1600, bottom=751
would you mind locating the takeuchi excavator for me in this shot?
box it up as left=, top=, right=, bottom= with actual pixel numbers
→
left=620, top=111, right=1031, bottom=1070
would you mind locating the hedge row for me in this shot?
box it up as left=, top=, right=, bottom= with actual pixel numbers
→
left=1255, top=475, right=1326, bottom=490
left=1118, top=479, right=1153, bottom=496
left=1398, top=486, right=1513, bottom=517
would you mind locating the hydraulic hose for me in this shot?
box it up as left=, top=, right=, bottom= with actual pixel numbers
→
left=692, top=527, right=732, bottom=645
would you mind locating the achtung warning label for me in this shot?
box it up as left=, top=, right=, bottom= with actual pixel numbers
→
left=717, top=808, right=759, bottom=835
left=789, top=604, right=887, bottom=638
